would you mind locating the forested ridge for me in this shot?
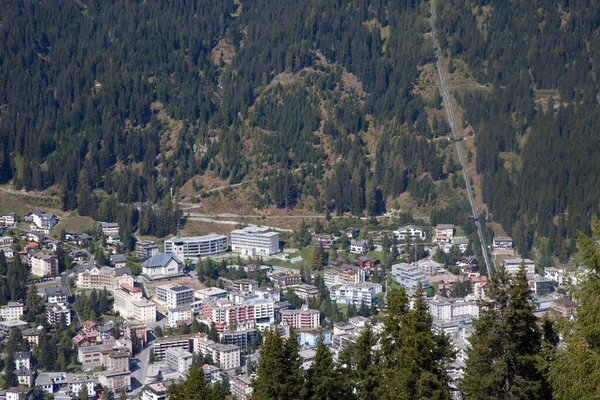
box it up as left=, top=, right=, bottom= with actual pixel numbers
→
left=1, top=0, right=599, bottom=254
left=436, top=0, right=600, bottom=258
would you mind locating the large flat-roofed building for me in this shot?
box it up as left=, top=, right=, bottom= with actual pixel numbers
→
left=164, top=235, right=228, bottom=260
left=202, top=298, right=275, bottom=332
left=165, top=348, right=193, bottom=374
left=153, top=335, right=194, bottom=359
left=230, top=226, right=279, bottom=256
left=280, top=306, right=320, bottom=329
left=503, top=258, right=535, bottom=280
left=114, top=284, right=156, bottom=324
left=76, top=264, right=134, bottom=290
left=196, top=336, right=241, bottom=370
left=231, top=375, right=253, bottom=400
left=98, top=369, right=131, bottom=392
left=391, top=263, right=431, bottom=292
left=220, top=329, right=258, bottom=349
left=30, top=253, right=59, bottom=277
left=329, top=283, right=383, bottom=307
left=155, top=284, right=194, bottom=309
left=142, top=383, right=168, bottom=400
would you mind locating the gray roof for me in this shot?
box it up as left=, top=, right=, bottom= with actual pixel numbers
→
left=110, top=254, right=127, bottom=263
left=141, top=252, right=182, bottom=268
left=114, top=267, right=132, bottom=277
left=40, top=286, right=69, bottom=297
left=14, top=352, right=30, bottom=360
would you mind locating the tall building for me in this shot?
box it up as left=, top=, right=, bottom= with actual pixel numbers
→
left=155, top=284, right=194, bottom=309
left=280, top=306, right=320, bottom=329
left=114, top=284, right=156, bottom=324
left=202, top=298, right=274, bottom=332
left=165, top=348, right=193, bottom=374
left=391, top=263, right=431, bottom=292
left=164, top=235, right=228, bottom=260
left=76, top=264, right=134, bottom=290
left=30, top=253, right=59, bottom=277
left=503, top=258, right=535, bottom=280
left=230, top=226, right=279, bottom=256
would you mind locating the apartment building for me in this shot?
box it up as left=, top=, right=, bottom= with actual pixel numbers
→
left=164, top=234, right=228, bottom=260
left=0, top=301, right=24, bottom=321
left=167, top=306, right=193, bottom=328
left=270, top=273, right=301, bottom=288
left=25, top=210, right=58, bottom=234
left=153, top=335, right=194, bottom=359
left=338, top=264, right=365, bottom=284
left=155, top=284, right=194, bottom=309
left=503, top=258, right=535, bottom=280
left=142, top=383, right=168, bottom=400
left=165, top=348, right=194, bottom=374
left=98, top=370, right=131, bottom=392
left=196, top=336, right=241, bottom=370
left=391, top=263, right=431, bottom=292
left=97, top=222, right=120, bottom=236
left=220, top=329, right=258, bottom=350
left=46, top=302, right=71, bottom=326
left=0, top=212, right=17, bottom=227
left=329, top=283, right=383, bottom=307
left=114, top=284, right=156, bottom=324
left=76, top=264, right=134, bottom=290
left=30, top=253, right=59, bottom=277
left=394, top=225, right=427, bottom=241
left=231, top=375, right=253, bottom=400
left=428, top=297, right=480, bottom=321
left=202, top=298, right=275, bottom=331
left=295, top=284, right=318, bottom=300
left=232, top=279, right=259, bottom=293
left=136, top=240, right=159, bottom=259
left=280, top=306, right=320, bottom=329
left=433, top=224, right=454, bottom=243
left=230, top=226, right=279, bottom=256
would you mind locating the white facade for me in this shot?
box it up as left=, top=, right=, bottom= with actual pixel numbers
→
left=350, top=240, right=367, bottom=255
left=394, top=225, right=426, bottom=241
left=155, top=284, right=194, bottom=309
left=26, top=210, right=58, bottom=234
left=0, top=301, right=24, bottom=321
left=503, top=258, right=535, bottom=280
left=330, top=283, right=383, bottom=307
left=196, top=337, right=241, bottom=370
left=114, top=284, right=156, bottom=324
left=142, top=383, right=168, bottom=400
left=391, top=263, right=431, bottom=291
left=46, top=302, right=72, bottom=326
left=230, top=226, right=279, bottom=256
left=164, top=235, right=228, bottom=260
left=165, top=348, right=193, bottom=374
left=428, top=297, right=480, bottom=321
left=141, top=253, right=183, bottom=280
left=30, top=253, right=59, bottom=277
left=280, top=306, right=320, bottom=329
left=167, top=307, right=193, bottom=328
left=231, top=376, right=253, bottom=400
left=0, top=213, right=17, bottom=227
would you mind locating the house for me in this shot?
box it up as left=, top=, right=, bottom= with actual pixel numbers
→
left=316, top=235, right=334, bottom=249
left=30, top=252, right=59, bottom=277
left=0, top=212, right=18, bottom=227
left=345, top=227, right=359, bottom=238
left=5, top=386, right=34, bottom=400
left=136, top=240, right=159, bottom=259
left=46, top=239, right=62, bottom=253
left=391, top=263, right=431, bottom=292
left=350, top=240, right=367, bottom=255
left=492, top=236, right=514, bottom=251
left=76, top=233, right=92, bottom=246
left=16, top=368, right=34, bottom=387
left=26, top=231, right=46, bottom=243
left=38, top=286, right=69, bottom=303
left=14, top=352, right=31, bottom=370
left=452, top=237, right=470, bottom=253
left=356, top=256, right=380, bottom=271
left=70, top=249, right=87, bottom=262
left=64, top=231, right=79, bottom=241
left=110, top=254, right=127, bottom=268
left=25, top=210, right=58, bottom=234
left=97, top=222, right=120, bottom=236
left=433, top=224, right=454, bottom=243
left=551, top=298, right=575, bottom=318
left=141, top=253, right=184, bottom=281
left=394, top=225, right=426, bottom=241
left=0, top=246, right=14, bottom=258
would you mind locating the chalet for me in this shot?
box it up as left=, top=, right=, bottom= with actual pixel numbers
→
left=316, top=235, right=334, bottom=249
left=110, top=254, right=127, bottom=268
left=452, top=237, right=470, bottom=253
left=433, top=224, right=454, bottom=243
left=344, top=227, right=359, bottom=239
left=76, top=233, right=92, bottom=246
left=70, top=249, right=87, bottom=262
left=356, top=256, right=380, bottom=271
left=350, top=240, right=367, bottom=255
left=26, top=231, right=46, bottom=243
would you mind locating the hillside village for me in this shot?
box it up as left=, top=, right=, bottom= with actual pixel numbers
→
left=0, top=207, right=583, bottom=399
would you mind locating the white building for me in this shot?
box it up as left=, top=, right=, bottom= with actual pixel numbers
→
left=418, top=260, right=440, bottom=276
left=167, top=307, right=193, bottom=328
left=30, top=253, right=59, bottom=277
left=195, top=287, right=228, bottom=301
left=503, top=258, right=535, bottom=280
left=231, top=375, right=253, bottom=400
left=114, top=284, right=156, bottom=324
left=350, top=240, right=367, bottom=255
left=97, top=222, right=120, bottom=236
left=433, top=224, right=454, bottom=243
left=391, top=263, right=431, bottom=291
left=196, top=336, right=241, bottom=370
left=452, top=237, right=470, bottom=253
left=280, top=306, right=320, bottom=329
left=164, top=235, right=228, bottom=260
left=165, top=348, right=193, bottom=374
left=46, top=302, right=71, bottom=326
left=329, top=283, right=383, bottom=307
left=142, top=383, right=168, bottom=400
left=493, top=236, right=514, bottom=250
left=428, top=297, right=480, bottom=321
left=25, top=210, right=58, bottom=234
left=394, top=225, right=426, bottom=241
left=155, top=284, right=194, bottom=309
left=141, top=253, right=184, bottom=281
left=0, top=212, right=17, bottom=227
left=230, top=226, right=279, bottom=256
left=0, top=301, right=24, bottom=321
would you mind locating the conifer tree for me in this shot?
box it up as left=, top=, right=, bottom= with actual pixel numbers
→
left=252, top=328, right=303, bottom=400
left=460, top=266, right=546, bottom=399
left=338, top=324, right=380, bottom=400
left=168, top=365, right=208, bottom=400
left=302, top=335, right=351, bottom=400
left=543, top=216, right=600, bottom=398
left=3, top=352, right=17, bottom=389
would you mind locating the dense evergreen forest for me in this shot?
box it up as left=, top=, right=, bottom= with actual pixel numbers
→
left=1, top=0, right=599, bottom=252
left=436, top=0, right=600, bottom=257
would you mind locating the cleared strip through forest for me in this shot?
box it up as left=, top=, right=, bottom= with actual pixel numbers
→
left=430, top=0, right=494, bottom=275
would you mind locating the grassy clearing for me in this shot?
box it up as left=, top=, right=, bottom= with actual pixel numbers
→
left=52, top=215, right=96, bottom=238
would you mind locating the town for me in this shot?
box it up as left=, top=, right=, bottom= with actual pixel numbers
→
left=0, top=208, right=582, bottom=400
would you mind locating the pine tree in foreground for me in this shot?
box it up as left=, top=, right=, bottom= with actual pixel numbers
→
left=460, top=266, right=547, bottom=399
left=252, top=328, right=303, bottom=400
left=338, top=323, right=380, bottom=400
left=302, top=334, right=352, bottom=400
left=543, top=216, right=600, bottom=398
left=168, top=365, right=208, bottom=400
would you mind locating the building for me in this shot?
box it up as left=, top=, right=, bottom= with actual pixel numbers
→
left=164, top=234, right=228, bottom=260
left=329, top=282, right=383, bottom=307
left=0, top=301, right=24, bottom=321
left=391, top=263, right=431, bottom=291
left=30, top=252, right=58, bottom=277
left=280, top=306, right=320, bottom=329
left=16, top=368, right=34, bottom=387
left=270, top=273, right=301, bottom=288
left=433, top=224, right=454, bottom=243
left=529, top=277, right=555, bottom=296
left=254, top=287, right=280, bottom=302
left=231, top=375, right=253, bottom=400
left=0, top=320, right=28, bottom=336
left=5, top=387, right=33, bottom=400
left=114, top=284, right=156, bottom=324
left=298, top=329, right=333, bottom=347
left=503, top=258, right=535, bottom=280
left=196, top=336, right=241, bottom=370
left=136, top=240, right=159, bottom=259
left=551, top=298, right=575, bottom=318
left=141, top=253, right=184, bottom=281
left=493, top=236, right=514, bottom=250
left=110, top=254, right=127, bottom=268
left=356, top=256, right=380, bottom=271
left=153, top=335, right=194, bottom=359
left=155, top=284, right=194, bottom=309
left=14, top=352, right=31, bottom=370
left=202, top=298, right=275, bottom=331
left=66, top=374, right=95, bottom=398
left=0, top=246, right=14, bottom=258
left=316, top=235, right=334, bottom=248
left=394, top=225, right=427, bottom=241
left=102, top=347, right=131, bottom=371
left=232, top=279, right=259, bottom=293
left=338, top=264, right=365, bottom=284
left=295, top=284, right=318, bottom=300
left=0, top=212, right=17, bottom=227
left=220, top=329, right=258, bottom=350
left=195, top=287, right=228, bottom=301
left=324, top=269, right=339, bottom=286
left=167, top=306, right=193, bottom=328
left=98, top=370, right=131, bottom=392
left=39, top=286, right=69, bottom=303
left=46, top=302, right=71, bottom=326
left=142, top=383, right=168, bottom=400
left=25, top=210, right=58, bottom=234
left=230, top=226, right=279, bottom=256
left=428, top=297, right=480, bottom=321
left=22, top=329, right=41, bottom=346
left=350, top=240, right=367, bottom=255
left=76, top=264, right=134, bottom=290
left=418, top=260, right=440, bottom=276
left=452, top=237, right=470, bottom=253
left=97, top=222, right=120, bottom=236
left=165, top=348, right=193, bottom=374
